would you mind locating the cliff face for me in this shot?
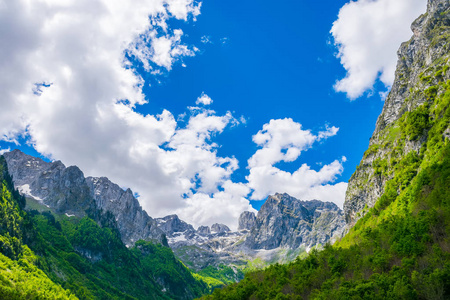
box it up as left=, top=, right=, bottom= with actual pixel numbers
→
left=344, top=0, right=450, bottom=226
left=244, top=193, right=345, bottom=250
left=238, top=211, right=256, bottom=231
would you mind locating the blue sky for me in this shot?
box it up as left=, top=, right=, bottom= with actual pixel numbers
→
left=0, top=0, right=427, bottom=228
left=143, top=0, right=385, bottom=208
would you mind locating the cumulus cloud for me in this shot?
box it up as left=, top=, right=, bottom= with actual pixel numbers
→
left=0, top=0, right=257, bottom=228
left=247, top=118, right=347, bottom=207
left=176, top=181, right=255, bottom=230
left=131, top=29, right=198, bottom=71
left=195, top=92, right=213, bottom=105
left=331, top=0, right=427, bottom=99
left=0, top=0, right=348, bottom=229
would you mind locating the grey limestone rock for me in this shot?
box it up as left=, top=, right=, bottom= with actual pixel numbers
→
left=211, top=223, right=231, bottom=234
left=196, top=225, right=211, bottom=236
left=85, top=176, right=163, bottom=246
left=155, top=214, right=195, bottom=238
left=238, top=211, right=256, bottom=231
left=4, top=149, right=93, bottom=217
left=3, top=149, right=348, bottom=273
left=244, top=193, right=345, bottom=250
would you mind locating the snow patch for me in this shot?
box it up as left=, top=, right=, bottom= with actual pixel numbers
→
left=18, top=184, right=43, bottom=201
left=169, top=233, right=188, bottom=243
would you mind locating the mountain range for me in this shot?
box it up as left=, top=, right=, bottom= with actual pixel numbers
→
left=0, top=0, right=448, bottom=298
left=3, top=149, right=345, bottom=273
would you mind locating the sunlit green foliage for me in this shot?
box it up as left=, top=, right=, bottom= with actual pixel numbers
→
left=197, top=264, right=244, bottom=287
left=0, top=156, right=77, bottom=299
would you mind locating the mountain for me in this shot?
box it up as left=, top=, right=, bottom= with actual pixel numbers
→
left=151, top=193, right=345, bottom=274
left=244, top=193, right=344, bottom=250
left=344, top=0, right=450, bottom=228
left=203, top=0, right=450, bottom=298
left=0, top=153, right=209, bottom=299
left=4, top=149, right=164, bottom=246
left=2, top=149, right=346, bottom=288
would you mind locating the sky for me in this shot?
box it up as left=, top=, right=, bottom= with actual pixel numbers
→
left=0, top=0, right=427, bottom=230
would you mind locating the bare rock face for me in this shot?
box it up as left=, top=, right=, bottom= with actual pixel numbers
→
left=196, top=226, right=211, bottom=236
left=4, top=149, right=94, bottom=217
left=155, top=214, right=195, bottom=238
left=85, top=176, right=163, bottom=246
left=344, top=0, right=450, bottom=227
left=3, top=149, right=163, bottom=246
left=244, top=193, right=345, bottom=250
left=238, top=211, right=256, bottom=231
left=3, top=149, right=347, bottom=273
left=211, top=223, right=231, bottom=234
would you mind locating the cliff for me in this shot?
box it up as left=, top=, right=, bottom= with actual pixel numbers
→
left=344, top=0, right=450, bottom=226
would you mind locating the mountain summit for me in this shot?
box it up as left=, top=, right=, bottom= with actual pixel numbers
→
left=3, top=149, right=164, bottom=246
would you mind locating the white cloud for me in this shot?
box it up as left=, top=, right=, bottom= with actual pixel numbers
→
left=196, top=92, right=213, bottom=105
left=200, top=35, right=212, bottom=44
left=176, top=181, right=255, bottom=230
left=246, top=118, right=347, bottom=208
left=248, top=118, right=335, bottom=168
left=0, top=0, right=349, bottom=229
left=167, top=0, right=201, bottom=21
left=131, top=29, right=198, bottom=71
left=331, top=0, right=427, bottom=99
left=0, top=148, right=11, bottom=155
left=0, top=0, right=255, bottom=228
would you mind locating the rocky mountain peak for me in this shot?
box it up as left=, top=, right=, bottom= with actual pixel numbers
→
left=2, top=150, right=348, bottom=272
left=244, top=193, right=345, bottom=250
left=238, top=211, right=256, bottom=231
left=155, top=214, right=195, bottom=237
left=197, top=225, right=211, bottom=236
left=3, top=149, right=164, bottom=246
left=211, top=223, right=231, bottom=234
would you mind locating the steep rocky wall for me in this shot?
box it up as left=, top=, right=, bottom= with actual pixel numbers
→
left=244, top=193, right=345, bottom=250
left=344, top=0, right=450, bottom=226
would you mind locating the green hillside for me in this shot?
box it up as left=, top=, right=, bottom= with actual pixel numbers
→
left=0, top=156, right=208, bottom=299
left=202, top=105, right=450, bottom=299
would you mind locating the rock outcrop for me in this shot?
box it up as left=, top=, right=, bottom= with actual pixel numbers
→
left=238, top=211, right=256, bottom=231
left=4, top=150, right=94, bottom=217
left=197, top=225, right=211, bottom=236
left=244, top=193, right=345, bottom=250
left=155, top=214, right=195, bottom=237
left=86, top=176, right=163, bottom=245
left=150, top=193, right=345, bottom=270
left=211, top=223, right=231, bottom=234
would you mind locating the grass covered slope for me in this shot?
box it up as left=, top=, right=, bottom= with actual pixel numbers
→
left=0, top=156, right=209, bottom=299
